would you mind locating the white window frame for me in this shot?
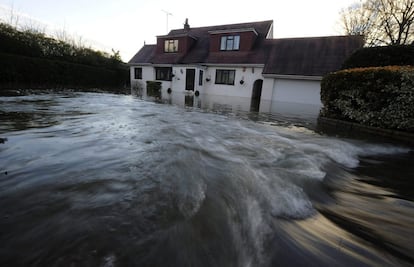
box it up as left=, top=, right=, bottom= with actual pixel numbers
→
left=164, top=39, right=179, bottom=53
left=220, top=35, right=240, bottom=51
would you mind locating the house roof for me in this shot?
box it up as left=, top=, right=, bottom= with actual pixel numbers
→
left=167, top=20, right=273, bottom=38
left=129, top=44, right=156, bottom=65
left=128, top=20, right=364, bottom=76
left=128, top=20, right=273, bottom=65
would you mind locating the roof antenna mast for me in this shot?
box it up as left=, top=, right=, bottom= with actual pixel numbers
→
left=161, top=10, right=173, bottom=33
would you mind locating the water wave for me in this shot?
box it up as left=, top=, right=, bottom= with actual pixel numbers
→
left=0, top=93, right=412, bottom=267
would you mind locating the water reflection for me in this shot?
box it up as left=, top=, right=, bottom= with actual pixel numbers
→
left=0, top=97, right=61, bottom=133
left=151, top=92, right=320, bottom=130
left=0, top=94, right=96, bottom=134
left=317, top=158, right=414, bottom=264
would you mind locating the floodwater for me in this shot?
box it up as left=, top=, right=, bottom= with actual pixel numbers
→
left=0, top=92, right=413, bottom=267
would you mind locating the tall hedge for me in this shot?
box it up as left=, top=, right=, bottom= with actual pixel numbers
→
left=0, top=22, right=129, bottom=92
left=0, top=53, right=128, bottom=91
left=0, top=23, right=121, bottom=67
left=342, top=45, right=414, bottom=69
left=321, top=66, right=414, bottom=132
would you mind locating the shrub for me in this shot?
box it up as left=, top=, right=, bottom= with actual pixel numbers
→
left=146, top=81, right=162, bottom=98
left=321, top=66, right=414, bottom=132
left=0, top=22, right=123, bottom=67
left=342, top=45, right=414, bottom=69
left=0, top=53, right=128, bottom=91
left=0, top=22, right=129, bottom=91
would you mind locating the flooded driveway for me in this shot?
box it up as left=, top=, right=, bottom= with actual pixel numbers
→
left=0, top=92, right=413, bottom=266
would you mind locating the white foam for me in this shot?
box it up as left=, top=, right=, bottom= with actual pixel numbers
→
left=176, top=179, right=207, bottom=219
left=101, top=254, right=116, bottom=267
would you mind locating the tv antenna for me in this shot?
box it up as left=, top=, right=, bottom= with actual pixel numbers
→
left=161, top=10, right=173, bottom=33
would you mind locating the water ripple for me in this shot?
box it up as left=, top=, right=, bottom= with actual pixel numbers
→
left=0, top=93, right=412, bottom=267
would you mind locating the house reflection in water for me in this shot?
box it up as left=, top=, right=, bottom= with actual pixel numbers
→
left=154, top=91, right=320, bottom=124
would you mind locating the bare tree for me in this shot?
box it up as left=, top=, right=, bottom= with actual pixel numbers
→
left=340, top=0, right=414, bottom=46
left=340, top=1, right=377, bottom=45
left=20, top=19, right=47, bottom=35
left=55, top=25, right=71, bottom=43
left=54, top=28, right=88, bottom=49
left=375, top=0, right=414, bottom=45
left=5, top=4, right=19, bottom=28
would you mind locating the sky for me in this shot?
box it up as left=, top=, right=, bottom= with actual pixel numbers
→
left=0, top=0, right=357, bottom=62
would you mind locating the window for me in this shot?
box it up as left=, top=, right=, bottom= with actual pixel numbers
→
left=134, top=67, right=142, bottom=79
left=215, top=69, right=235, bottom=85
left=220, top=35, right=240, bottom=51
left=199, top=70, right=203, bottom=86
left=164, top=39, right=178, bottom=53
left=155, top=67, right=172, bottom=81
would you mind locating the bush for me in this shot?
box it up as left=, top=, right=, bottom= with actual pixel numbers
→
left=342, top=45, right=414, bottom=69
left=0, top=23, right=122, bottom=67
left=321, top=66, right=414, bottom=132
left=0, top=53, right=128, bottom=91
left=146, top=81, right=162, bottom=97
left=0, top=22, right=129, bottom=91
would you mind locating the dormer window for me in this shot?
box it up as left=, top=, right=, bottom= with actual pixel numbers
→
left=220, top=35, right=240, bottom=51
left=164, top=39, right=178, bottom=53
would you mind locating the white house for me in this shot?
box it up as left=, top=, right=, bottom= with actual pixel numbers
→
left=128, top=20, right=363, bottom=117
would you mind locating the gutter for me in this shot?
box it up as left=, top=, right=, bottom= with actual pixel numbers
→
left=262, top=74, right=323, bottom=81
left=208, top=28, right=259, bottom=36
left=127, top=63, right=153, bottom=66
left=202, top=63, right=265, bottom=68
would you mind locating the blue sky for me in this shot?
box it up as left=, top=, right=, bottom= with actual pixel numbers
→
left=0, top=0, right=357, bottom=61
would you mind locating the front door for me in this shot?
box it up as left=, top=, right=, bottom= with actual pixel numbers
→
left=250, top=79, right=263, bottom=112
left=185, top=69, right=196, bottom=91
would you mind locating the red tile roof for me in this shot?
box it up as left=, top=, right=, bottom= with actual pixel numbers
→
left=128, top=20, right=364, bottom=77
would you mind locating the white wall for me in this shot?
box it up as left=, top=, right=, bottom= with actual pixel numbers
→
left=130, top=65, right=322, bottom=119
left=131, top=65, right=267, bottom=99
left=261, top=78, right=275, bottom=101
left=169, top=66, right=203, bottom=94
left=130, top=66, right=155, bottom=95
left=202, top=66, right=265, bottom=98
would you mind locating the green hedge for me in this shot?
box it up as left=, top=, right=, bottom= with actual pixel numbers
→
left=0, top=53, right=129, bottom=91
left=0, top=23, right=121, bottom=67
left=321, top=66, right=414, bottom=132
left=342, top=45, right=414, bottom=69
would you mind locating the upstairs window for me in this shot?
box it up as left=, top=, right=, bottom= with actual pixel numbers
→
left=134, top=67, right=142, bottom=79
left=215, top=69, right=235, bottom=85
left=220, top=35, right=240, bottom=51
left=164, top=39, right=179, bottom=53
left=155, top=67, right=172, bottom=81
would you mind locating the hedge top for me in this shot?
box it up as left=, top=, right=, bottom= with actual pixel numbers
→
left=341, top=45, right=414, bottom=69
left=334, top=65, right=414, bottom=75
